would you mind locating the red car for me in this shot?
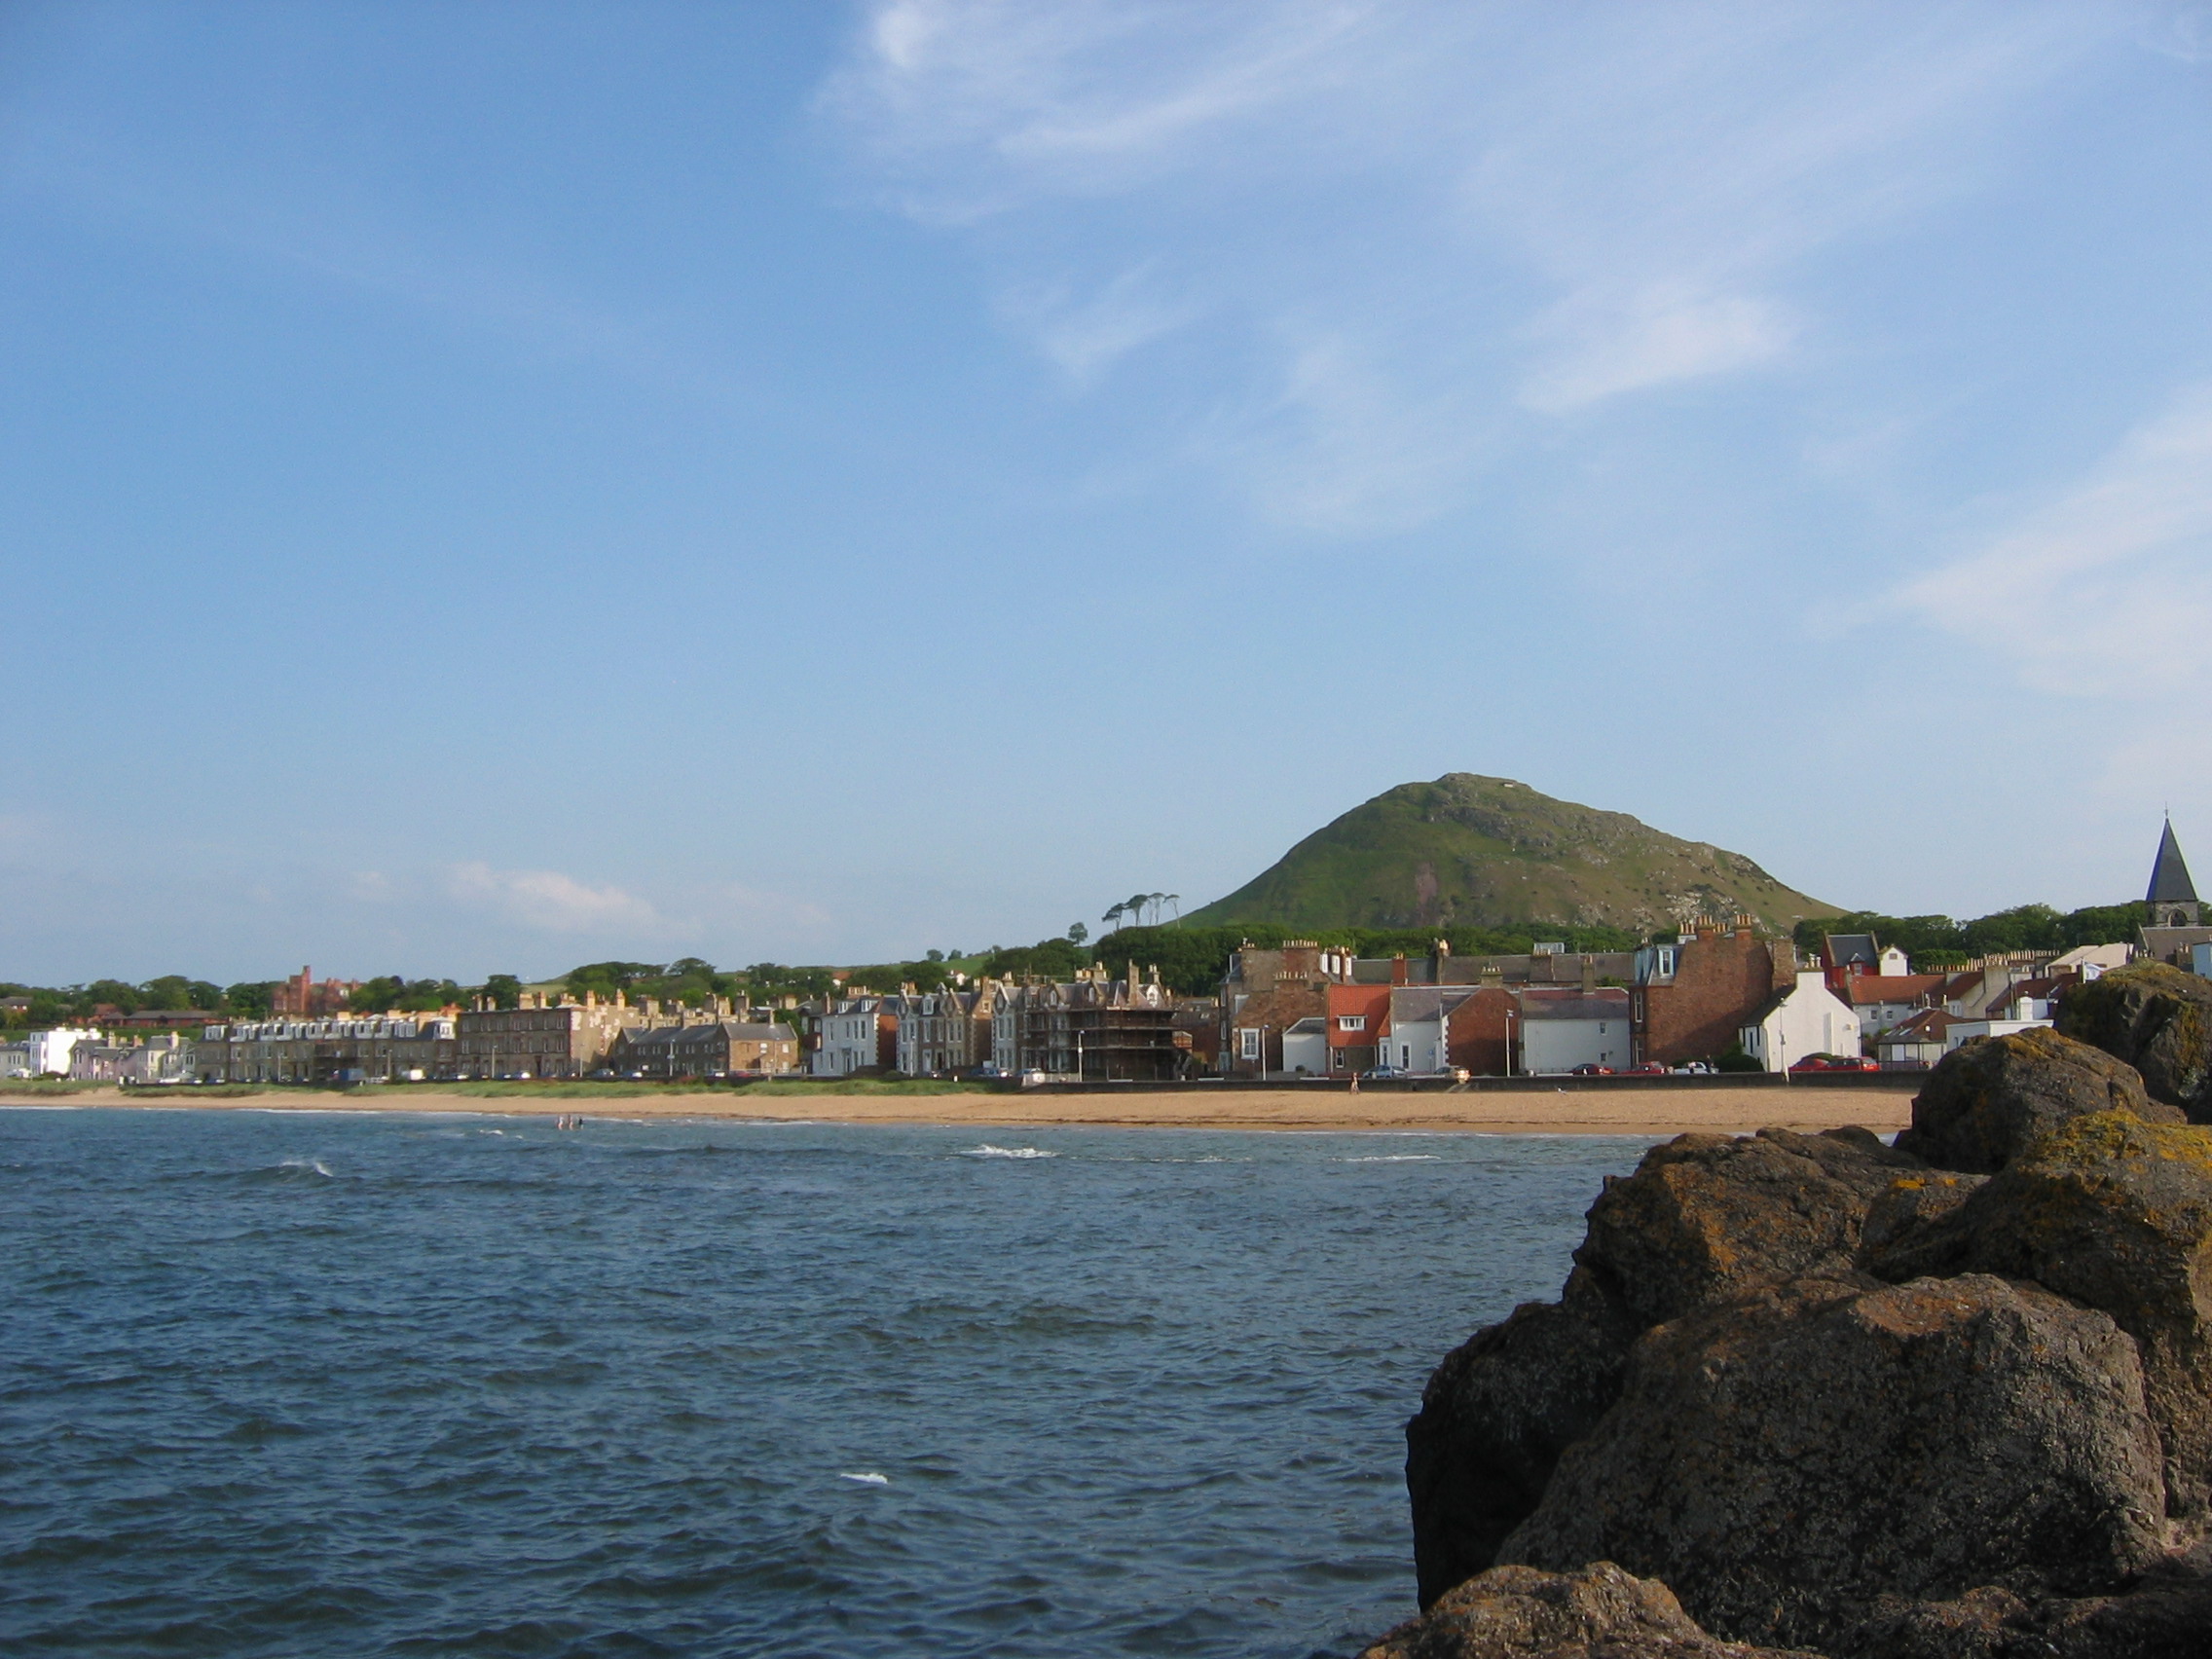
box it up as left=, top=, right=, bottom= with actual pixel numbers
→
left=1570, top=1063, right=1617, bottom=1076
left=1624, top=1062, right=1667, bottom=1076
left=1789, top=1054, right=1881, bottom=1074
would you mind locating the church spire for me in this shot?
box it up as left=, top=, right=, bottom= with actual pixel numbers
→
left=2147, top=818, right=2200, bottom=927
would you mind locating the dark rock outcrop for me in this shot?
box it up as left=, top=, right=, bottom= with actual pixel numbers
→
left=1835, top=1574, right=2212, bottom=1659
left=1497, top=1273, right=2166, bottom=1651
left=1359, top=1562, right=1819, bottom=1659
left=1382, top=1030, right=2212, bottom=1659
left=1407, top=1272, right=1638, bottom=1607
left=1905, top=1110, right=2212, bottom=1520
left=1573, top=1128, right=1921, bottom=1327
left=1896, top=1027, right=2170, bottom=1172
left=1407, top=1128, right=1919, bottom=1604
left=2058, top=964, right=2212, bottom=1119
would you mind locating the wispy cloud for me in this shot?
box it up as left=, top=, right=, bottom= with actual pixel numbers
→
left=1893, top=386, right=2212, bottom=700
left=445, top=862, right=672, bottom=937
left=824, top=1, right=2118, bottom=531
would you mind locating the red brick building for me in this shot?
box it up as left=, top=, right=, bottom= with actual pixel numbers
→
left=1631, top=918, right=1797, bottom=1066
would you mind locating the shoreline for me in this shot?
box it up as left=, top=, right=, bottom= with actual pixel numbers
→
left=0, top=1084, right=1912, bottom=1136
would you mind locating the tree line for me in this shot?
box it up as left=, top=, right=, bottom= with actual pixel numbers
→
left=2, top=898, right=2151, bottom=1030
left=1788, top=903, right=2147, bottom=969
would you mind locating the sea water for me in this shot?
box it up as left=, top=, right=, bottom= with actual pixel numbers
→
left=0, top=1109, right=1649, bottom=1657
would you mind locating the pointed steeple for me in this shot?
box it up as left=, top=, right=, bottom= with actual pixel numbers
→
left=2150, top=819, right=2198, bottom=905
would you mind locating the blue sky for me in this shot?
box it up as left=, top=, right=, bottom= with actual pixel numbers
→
left=4, top=1, right=2210, bottom=983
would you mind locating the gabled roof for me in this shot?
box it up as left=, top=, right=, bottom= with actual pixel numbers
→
left=1824, top=934, right=1880, bottom=968
left=2150, top=819, right=2199, bottom=904
left=1882, top=1008, right=1959, bottom=1042
left=1519, top=987, right=1632, bottom=1021
left=1844, top=974, right=1948, bottom=1007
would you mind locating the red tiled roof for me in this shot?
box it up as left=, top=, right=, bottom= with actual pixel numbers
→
left=1326, top=984, right=1392, bottom=1048
left=1844, top=974, right=1948, bottom=1007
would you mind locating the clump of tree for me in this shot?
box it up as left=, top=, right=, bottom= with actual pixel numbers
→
left=0, top=977, right=257, bottom=1028
left=348, top=977, right=470, bottom=1014
left=1790, top=903, right=2146, bottom=970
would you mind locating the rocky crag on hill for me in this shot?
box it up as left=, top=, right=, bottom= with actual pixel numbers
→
left=1184, top=774, right=1838, bottom=936
left=1361, top=963, right=2212, bottom=1659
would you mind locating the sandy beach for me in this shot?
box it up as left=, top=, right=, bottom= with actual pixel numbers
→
left=3, top=1084, right=1913, bottom=1137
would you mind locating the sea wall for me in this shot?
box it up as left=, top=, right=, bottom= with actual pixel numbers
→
left=1361, top=971, right=2212, bottom=1659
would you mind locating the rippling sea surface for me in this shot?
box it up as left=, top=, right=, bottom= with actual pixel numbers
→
left=0, top=1108, right=1650, bottom=1658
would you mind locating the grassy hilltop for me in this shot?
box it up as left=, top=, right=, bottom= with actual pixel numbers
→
left=1184, top=773, right=1840, bottom=937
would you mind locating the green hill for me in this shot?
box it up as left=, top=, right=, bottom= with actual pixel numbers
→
left=1184, top=773, right=1840, bottom=937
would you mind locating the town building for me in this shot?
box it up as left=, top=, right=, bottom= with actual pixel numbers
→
left=605, top=1019, right=798, bottom=1079
left=813, top=996, right=895, bottom=1076
left=67, top=1033, right=193, bottom=1085
left=0, top=1026, right=102, bottom=1079
left=1279, top=1015, right=1329, bottom=1077
left=193, top=1016, right=461, bottom=1085
left=1518, top=987, right=1633, bottom=1073
left=1841, top=973, right=1951, bottom=1038
left=1219, top=940, right=1350, bottom=1076
left=1632, top=917, right=1798, bottom=1066
left=1325, top=983, right=1392, bottom=1076
left=1739, top=971, right=1862, bottom=1072
left=1875, top=1008, right=1960, bottom=1068
left=1379, top=985, right=1481, bottom=1074
left=894, top=989, right=984, bottom=1076
left=456, top=993, right=647, bottom=1080
left=2140, top=819, right=2212, bottom=966
left=272, top=966, right=360, bottom=1017
left=994, top=967, right=1180, bottom=1081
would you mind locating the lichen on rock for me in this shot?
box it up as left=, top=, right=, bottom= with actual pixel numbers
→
left=1896, top=1026, right=2172, bottom=1173
left=1358, top=1562, right=1819, bottom=1659
left=2058, top=963, right=2212, bottom=1119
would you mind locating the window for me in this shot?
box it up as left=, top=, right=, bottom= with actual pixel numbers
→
left=1239, top=1029, right=1261, bottom=1060
left=1337, top=1014, right=1365, bottom=1031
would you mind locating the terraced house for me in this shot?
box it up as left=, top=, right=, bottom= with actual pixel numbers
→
left=605, top=1019, right=798, bottom=1079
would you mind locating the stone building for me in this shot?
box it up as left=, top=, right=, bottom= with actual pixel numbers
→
left=271, top=966, right=360, bottom=1017
left=193, top=1015, right=460, bottom=1084
left=894, top=989, right=984, bottom=1076
left=455, top=992, right=647, bottom=1080
left=2140, top=818, right=2212, bottom=966
left=992, top=967, right=1180, bottom=1081
left=605, top=1019, right=798, bottom=1079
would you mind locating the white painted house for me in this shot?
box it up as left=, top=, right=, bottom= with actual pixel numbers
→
left=1520, top=988, right=1632, bottom=1074
left=0, top=1027, right=102, bottom=1079
left=811, top=998, right=886, bottom=1076
left=1740, top=972, right=1862, bottom=1072
left=1279, top=1016, right=1329, bottom=1077
left=1383, top=987, right=1477, bottom=1074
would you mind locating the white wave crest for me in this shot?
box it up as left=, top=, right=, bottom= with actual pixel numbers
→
left=963, top=1144, right=1055, bottom=1160
left=1342, top=1154, right=1443, bottom=1162
left=838, top=1470, right=890, bottom=1485
left=278, top=1157, right=334, bottom=1177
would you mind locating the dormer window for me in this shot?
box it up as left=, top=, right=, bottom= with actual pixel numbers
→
left=1338, top=1015, right=1365, bottom=1031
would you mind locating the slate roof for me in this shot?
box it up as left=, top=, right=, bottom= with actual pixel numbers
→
left=2150, top=820, right=2199, bottom=904
left=1825, top=934, right=1880, bottom=969
left=1518, top=988, right=1632, bottom=1021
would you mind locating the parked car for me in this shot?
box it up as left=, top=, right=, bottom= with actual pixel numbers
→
left=1624, top=1062, right=1668, bottom=1076
left=1360, top=1065, right=1407, bottom=1081
left=1789, top=1053, right=1878, bottom=1074
left=1570, top=1063, right=1617, bottom=1076
left=1672, top=1061, right=1715, bottom=1076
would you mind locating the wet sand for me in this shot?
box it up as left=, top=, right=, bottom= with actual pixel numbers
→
left=6, top=1084, right=1912, bottom=1137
